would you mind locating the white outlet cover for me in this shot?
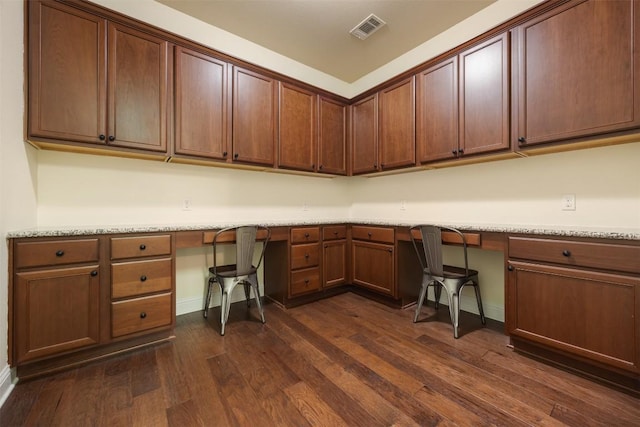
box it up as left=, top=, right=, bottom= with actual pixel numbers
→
left=561, top=194, right=576, bottom=211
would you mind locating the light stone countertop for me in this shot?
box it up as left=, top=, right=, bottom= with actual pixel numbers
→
left=5, top=219, right=639, bottom=240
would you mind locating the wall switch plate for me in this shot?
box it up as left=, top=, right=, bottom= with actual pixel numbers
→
left=561, top=194, right=576, bottom=211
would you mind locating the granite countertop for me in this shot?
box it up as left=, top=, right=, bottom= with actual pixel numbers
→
left=5, top=219, right=639, bottom=240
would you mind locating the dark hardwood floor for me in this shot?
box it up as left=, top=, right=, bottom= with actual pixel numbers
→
left=2, top=292, right=639, bottom=426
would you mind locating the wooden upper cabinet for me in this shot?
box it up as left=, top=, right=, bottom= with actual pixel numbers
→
left=351, top=94, right=378, bottom=175
left=318, top=97, right=347, bottom=175
left=232, top=67, right=278, bottom=166
left=173, top=46, right=230, bottom=160
left=459, top=32, right=509, bottom=156
left=417, top=32, right=509, bottom=163
left=28, top=0, right=107, bottom=144
left=514, top=0, right=640, bottom=147
left=278, top=83, right=316, bottom=171
left=108, top=23, right=169, bottom=152
left=378, top=77, right=416, bottom=171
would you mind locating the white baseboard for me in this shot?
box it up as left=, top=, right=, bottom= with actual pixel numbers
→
left=0, top=365, right=16, bottom=409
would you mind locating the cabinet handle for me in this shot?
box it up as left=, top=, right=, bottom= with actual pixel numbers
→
left=458, top=148, right=464, bottom=155
left=223, top=151, right=227, bottom=157
left=139, top=244, right=146, bottom=250
left=367, top=232, right=372, bottom=238
left=562, top=250, right=571, bottom=257
left=388, top=249, right=393, bottom=253
left=304, top=279, right=310, bottom=285
left=91, top=270, right=98, bottom=276
left=108, top=135, right=115, bottom=142
left=234, top=153, right=239, bottom=159
left=55, top=250, right=64, bottom=257
left=518, top=136, right=526, bottom=143
left=373, top=163, right=377, bottom=169
left=304, top=233, right=310, bottom=238
left=507, top=265, right=513, bottom=271
left=140, top=312, right=147, bottom=319
left=319, top=165, right=323, bottom=170
left=140, top=275, right=147, bottom=282
left=99, top=134, right=106, bottom=141
left=304, top=253, right=309, bottom=259
left=311, top=163, right=315, bottom=169
left=452, top=150, right=457, bottom=155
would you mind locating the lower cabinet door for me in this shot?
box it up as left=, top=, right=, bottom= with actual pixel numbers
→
left=507, top=261, right=640, bottom=373
left=323, top=240, right=346, bottom=288
left=111, top=292, right=172, bottom=338
left=15, top=265, right=101, bottom=363
left=351, top=241, right=395, bottom=296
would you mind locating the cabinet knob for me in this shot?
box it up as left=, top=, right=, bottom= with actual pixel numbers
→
left=55, top=250, right=64, bottom=257
left=234, top=153, right=239, bottom=159
left=304, top=279, right=309, bottom=285
left=333, top=231, right=338, bottom=235
left=562, top=250, right=571, bottom=257
left=223, top=151, right=228, bottom=157
left=367, top=232, right=372, bottom=238
left=458, top=148, right=464, bottom=154
left=518, top=136, right=526, bottom=143
left=99, top=134, right=106, bottom=141
left=139, top=244, right=146, bottom=250
left=108, top=135, right=115, bottom=142
left=304, top=253, right=309, bottom=259
left=140, top=312, right=147, bottom=319
left=311, top=164, right=315, bottom=169
left=304, top=233, right=310, bottom=238
left=507, top=265, right=514, bottom=271
left=91, top=270, right=98, bottom=277
left=319, top=165, right=323, bottom=170
left=140, top=275, right=147, bottom=282
left=452, top=150, right=457, bottom=155
left=388, top=249, right=393, bottom=253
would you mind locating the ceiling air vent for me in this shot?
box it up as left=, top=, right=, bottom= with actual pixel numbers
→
left=349, top=13, right=386, bottom=40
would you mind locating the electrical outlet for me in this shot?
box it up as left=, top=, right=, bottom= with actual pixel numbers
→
left=400, top=200, right=407, bottom=211
left=182, top=199, right=192, bottom=211
left=302, top=201, right=309, bottom=211
left=561, top=194, right=576, bottom=211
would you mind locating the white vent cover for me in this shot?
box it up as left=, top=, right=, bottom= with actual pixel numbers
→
left=349, top=13, right=386, bottom=40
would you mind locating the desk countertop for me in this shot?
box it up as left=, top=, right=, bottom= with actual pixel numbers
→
left=6, top=219, right=639, bottom=240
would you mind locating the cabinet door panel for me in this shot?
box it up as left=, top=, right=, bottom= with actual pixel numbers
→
left=318, top=97, right=347, bottom=175
left=351, top=95, right=378, bottom=174
left=515, top=0, right=640, bottom=146
left=508, top=261, right=640, bottom=373
left=279, top=83, right=316, bottom=171
left=15, top=265, right=100, bottom=363
left=460, top=32, right=509, bottom=155
left=174, top=46, right=229, bottom=159
left=233, top=67, right=277, bottom=166
left=28, top=1, right=107, bottom=143
left=324, top=240, right=346, bottom=288
left=379, top=77, right=415, bottom=170
left=416, top=57, right=458, bottom=162
left=352, top=241, right=394, bottom=296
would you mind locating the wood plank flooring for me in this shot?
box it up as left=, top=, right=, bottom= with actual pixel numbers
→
left=2, top=292, right=639, bottom=426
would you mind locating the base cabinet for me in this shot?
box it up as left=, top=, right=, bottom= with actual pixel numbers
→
left=351, top=226, right=395, bottom=297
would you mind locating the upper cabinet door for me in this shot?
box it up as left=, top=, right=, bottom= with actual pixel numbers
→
left=378, top=77, right=416, bottom=171
left=278, top=83, right=316, bottom=171
left=416, top=57, right=459, bottom=163
left=174, top=46, right=230, bottom=160
left=459, top=32, right=510, bottom=156
left=28, top=1, right=107, bottom=144
left=318, top=97, right=347, bottom=175
left=351, top=94, right=378, bottom=175
left=108, top=23, right=169, bottom=152
left=514, top=0, right=640, bottom=147
left=233, top=67, right=278, bottom=166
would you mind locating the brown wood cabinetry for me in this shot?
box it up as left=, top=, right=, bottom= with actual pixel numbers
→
left=318, top=97, right=348, bottom=175
left=323, top=226, right=347, bottom=288
left=351, top=226, right=395, bottom=296
left=378, top=77, right=416, bottom=171
left=278, top=83, right=317, bottom=171
left=232, top=66, right=278, bottom=166
left=289, top=227, right=321, bottom=297
left=417, top=32, right=509, bottom=163
left=513, top=0, right=640, bottom=149
left=173, top=46, right=230, bottom=160
left=351, top=94, right=378, bottom=174
left=28, top=0, right=169, bottom=153
left=507, top=236, right=640, bottom=390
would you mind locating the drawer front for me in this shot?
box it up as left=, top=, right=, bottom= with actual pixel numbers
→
left=351, top=226, right=395, bottom=244
left=111, top=292, right=172, bottom=337
left=323, top=225, right=347, bottom=241
left=111, top=258, right=173, bottom=299
left=291, top=243, right=320, bottom=270
left=15, top=239, right=99, bottom=269
left=111, top=235, right=172, bottom=260
left=291, top=227, right=320, bottom=244
left=509, top=237, right=640, bottom=274
left=290, top=267, right=321, bottom=297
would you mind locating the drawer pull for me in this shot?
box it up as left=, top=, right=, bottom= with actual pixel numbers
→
left=368, top=232, right=372, bottom=238
left=91, top=270, right=98, bottom=277
left=140, top=312, right=147, bottom=319
left=333, top=231, right=338, bottom=235
left=139, top=244, right=146, bottom=250
left=562, top=250, right=571, bottom=257
left=55, top=250, right=64, bottom=257
left=305, top=233, right=310, bottom=238
left=507, top=265, right=514, bottom=271
left=304, top=279, right=310, bottom=285
left=304, top=253, right=309, bottom=259
left=140, top=275, right=147, bottom=282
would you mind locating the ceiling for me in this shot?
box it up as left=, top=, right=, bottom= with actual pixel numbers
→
left=154, top=0, right=496, bottom=83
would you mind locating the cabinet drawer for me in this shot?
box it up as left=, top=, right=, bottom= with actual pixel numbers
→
left=323, top=225, right=347, bottom=241
left=111, top=292, right=172, bottom=337
left=351, top=226, right=395, bottom=244
left=15, top=239, right=99, bottom=269
left=509, top=237, right=640, bottom=274
left=291, top=227, right=320, bottom=243
left=290, top=267, right=321, bottom=297
left=111, top=258, right=173, bottom=299
left=111, top=235, right=172, bottom=260
left=291, top=243, right=320, bottom=270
